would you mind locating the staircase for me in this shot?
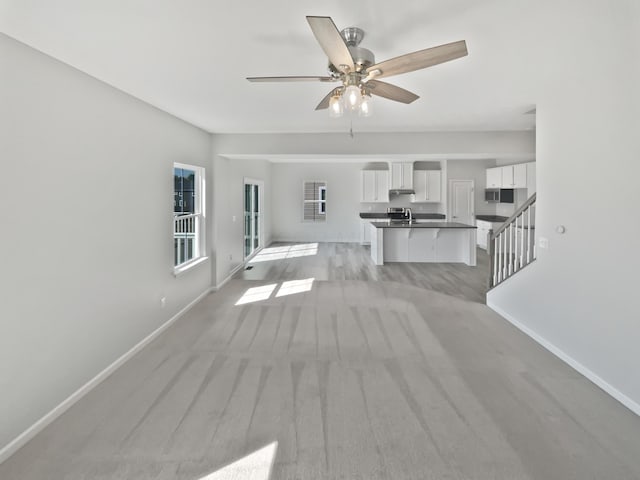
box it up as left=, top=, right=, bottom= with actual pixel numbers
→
left=489, top=193, right=536, bottom=288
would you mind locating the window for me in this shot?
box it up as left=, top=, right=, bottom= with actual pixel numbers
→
left=174, top=163, right=205, bottom=271
left=303, top=181, right=326, bottom=222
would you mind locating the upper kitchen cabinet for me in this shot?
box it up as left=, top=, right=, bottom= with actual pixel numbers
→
left=390, top=162, right=414, bottom=190
left=526, top=162, right=536, bottom=193
left=486, top=163, right=530, bottom=188
left=502, top=163, right=527, bottom=188
left=412, top=170, right=441, bottom=203
left=502, top=165, right=515, bottom=187
left=361, top=170, right=389, bottom=203
left=486, top=167, right=502, bottom=188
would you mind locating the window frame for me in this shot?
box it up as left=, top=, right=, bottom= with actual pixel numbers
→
left=173, top=162, right=207, bottom=275
left=302, top=180, right=327, bottom=223
left=318, top=185, right=327, bottom=214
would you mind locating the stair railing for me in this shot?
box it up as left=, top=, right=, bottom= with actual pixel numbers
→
left=489, top=193, right=536, bottom=288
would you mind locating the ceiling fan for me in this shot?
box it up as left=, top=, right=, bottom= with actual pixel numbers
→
left=247, top=16, right=468, bottom=118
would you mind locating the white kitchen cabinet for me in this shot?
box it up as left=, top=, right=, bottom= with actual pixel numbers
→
left=476, top=219, right=504, bottom=250
left=361, top=220, right=372, bottom=244
left=487, top=164, right=529, bottom=189
left=501, top=166, right=514, bottom=188
left=390, top=162, right=413, bottom=189
left=376, top=170, right=389, bottom=201
left=476, top=220, right=491, bottom=249
left=513, top=163, right=527, bottom=188
left=360, top=217, right=388, bottom=244
left=526, top=162, right=536, bottom=194
left=499, top=164, right=527, bottom=188
left=360, top=170, right=389, bottom=202
left=412, top=170, right=441, bottom=203
left=486, top=167, right=502, bottom=188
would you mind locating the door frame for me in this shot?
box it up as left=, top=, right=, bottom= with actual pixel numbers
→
left=447, top=179, right=475, bottom=224
left=243, top=177, right=264, bottom=260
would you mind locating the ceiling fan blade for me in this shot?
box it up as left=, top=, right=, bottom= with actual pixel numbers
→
left=366, top=80, right=419, bottom=104
left=366, top=40, right=467, bottom=80
left=306, top=16, right=354, bottom=73
left=315, top=90, right=337, bottom=110
left=247, top=76, right=335, bottom=82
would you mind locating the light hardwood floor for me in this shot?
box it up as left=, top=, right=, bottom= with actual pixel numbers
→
left=2, top=243, right=640, bottom=479
left=238, top=242, right=490, bottom=304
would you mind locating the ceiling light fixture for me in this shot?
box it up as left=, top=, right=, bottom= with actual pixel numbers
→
left=328, top=92, right=343, bottom=118
left=343, top=85, right=362, bottom=110
left=359, top=92, right=373, bottom=117
left=247, top=16, right=468, bottom=121
left=326, top=86, right=372, bottom=118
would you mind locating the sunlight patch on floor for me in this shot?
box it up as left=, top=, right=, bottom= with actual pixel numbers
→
left=235, top=284, right=277, bottom=305
left=276, top=278, right=314, bottom=297
left=198, top=441, right=278, bottom=480
left=235, top=278, right=316, bottom=305
left=249, top=243, right=318, bottom=263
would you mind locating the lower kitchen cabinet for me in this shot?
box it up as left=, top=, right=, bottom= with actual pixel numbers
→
left=476, top=219, right=504, bottom=250
left=360, top=218, right=387, bottom=244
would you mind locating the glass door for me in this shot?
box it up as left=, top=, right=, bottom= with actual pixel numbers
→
left=244, top=179, right=263, bottom=259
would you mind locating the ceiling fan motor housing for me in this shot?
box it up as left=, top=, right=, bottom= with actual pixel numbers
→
left=328, top=47, right=375, bottom=76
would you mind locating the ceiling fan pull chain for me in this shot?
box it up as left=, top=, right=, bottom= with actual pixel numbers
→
left=349, top=120, right=354, bottom=139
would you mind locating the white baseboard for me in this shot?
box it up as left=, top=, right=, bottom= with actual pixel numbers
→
left=0, top=287, right=211, bottom=465
left=487, top=300, right=640, bottom=417
left=212, top=262, right=245, bottom=292
left=212, top=243, right=276, bottom=293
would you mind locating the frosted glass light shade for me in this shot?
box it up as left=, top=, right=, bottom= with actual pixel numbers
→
left=329, top=95, right=343, bottom=118
left=343, top=85, right=362, bottom=110
left=359, top=95, right=373, bottom=117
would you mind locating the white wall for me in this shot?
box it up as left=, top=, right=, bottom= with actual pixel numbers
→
left=211, top=156, right=272, bottom=286
left=0, top=34, right=212, bottom=451
left=271, top=163, right=362, bottom=243
left=488, top=1, right=640, bottom=411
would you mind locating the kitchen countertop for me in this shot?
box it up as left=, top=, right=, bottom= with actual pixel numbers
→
left=360, top=212, right=446, bottom=219
left=476, top=215, right=509, bottom=222
left=370, top=221, right=476, bottom=229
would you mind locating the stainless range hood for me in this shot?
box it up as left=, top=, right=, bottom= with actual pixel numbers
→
left=389, top=188, right=415, bottom=195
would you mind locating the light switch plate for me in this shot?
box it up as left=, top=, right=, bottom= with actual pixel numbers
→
left=539, top=237, right=549, bottom=249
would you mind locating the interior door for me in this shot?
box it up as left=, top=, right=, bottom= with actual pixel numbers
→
left=448, top=180, right=475, bottom=225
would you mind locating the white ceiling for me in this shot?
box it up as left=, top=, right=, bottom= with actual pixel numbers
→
left=0, top=0, right=541, bottom=134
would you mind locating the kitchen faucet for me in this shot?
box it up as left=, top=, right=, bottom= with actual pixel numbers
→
left=405, top=207, right=413, bottom=224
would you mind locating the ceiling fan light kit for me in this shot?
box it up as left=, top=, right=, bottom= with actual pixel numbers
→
left=328, top=92, right=343, bottom=118
left=247, top=16, right=468, bottom=119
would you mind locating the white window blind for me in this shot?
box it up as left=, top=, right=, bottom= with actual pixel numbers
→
left=303, top=181, right=326, bottom=222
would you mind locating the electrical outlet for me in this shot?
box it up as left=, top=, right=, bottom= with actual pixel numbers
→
left=232, top=215, right=236, bottom=222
